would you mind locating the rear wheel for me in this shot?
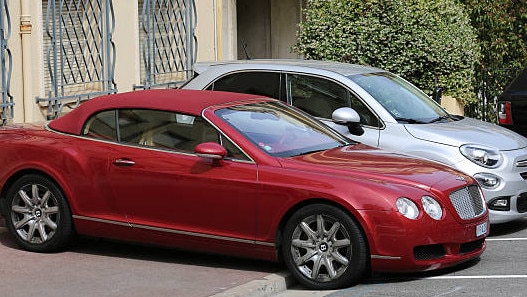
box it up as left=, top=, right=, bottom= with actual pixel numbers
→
left=5, top=174, right=74, bottom=252
left=282, top=204, right=368, bottom=290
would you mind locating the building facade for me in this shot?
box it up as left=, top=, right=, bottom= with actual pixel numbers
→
left=3, top=0, right=303, bottom=123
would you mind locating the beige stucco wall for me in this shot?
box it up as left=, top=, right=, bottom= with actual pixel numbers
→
left=195, top=0, right=237, bottom=61
left=195, top=1, right=217, bottom=61
left=440, top=96, right=465, bottom=116
left=196, top=0, right=237, bottom=62
left=9, top=0, right=47, bottom=123
left=112, top=0, right=141, bottom=93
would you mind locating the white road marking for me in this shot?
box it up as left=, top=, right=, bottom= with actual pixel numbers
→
left=427, top=275, right=527, bottom=280
left=486, top=237, right=527, bottom=241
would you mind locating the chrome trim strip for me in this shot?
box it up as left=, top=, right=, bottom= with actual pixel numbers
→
left=72, top=215, right=132, bottom=227
left=72, top=215, right=274, bottom=247
left=516, top=159, right=527, bottom=167
left=371, top=255, right=402, bottom=260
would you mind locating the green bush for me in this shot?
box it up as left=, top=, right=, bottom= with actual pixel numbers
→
left=462, top=0, right=527, bottom=70
left=295, top=0, right=481, bottom=103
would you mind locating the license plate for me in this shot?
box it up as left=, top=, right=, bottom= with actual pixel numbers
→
left=476, top=222, right=488, bottom=237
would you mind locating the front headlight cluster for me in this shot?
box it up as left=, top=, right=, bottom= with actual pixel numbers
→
left=396, top=196, right=443, bottom=220
left=460, top=144, right=502, bottom=168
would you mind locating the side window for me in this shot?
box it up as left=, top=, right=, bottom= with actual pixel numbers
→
left=287, top=74, right=349, bottom=118
left=117, top=109, right=212, bottom=151
left=219, top=135, right=251, bottom=161
left=287, top=74, right=380, bottom=127
left=82, top=110, right=118, bottom=141
left=116, top=109, right=250, bottom=160
left=208, top=72, right=281, bottom=99
left=349, top=93, right=380, bottom=128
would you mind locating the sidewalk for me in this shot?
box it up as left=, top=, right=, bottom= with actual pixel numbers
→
left=0, top=213, right=297, bottom=297
left=211, top=272, right=295, bottom=297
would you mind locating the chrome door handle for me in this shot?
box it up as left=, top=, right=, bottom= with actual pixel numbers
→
left=113, top=159, right=136, bottom=166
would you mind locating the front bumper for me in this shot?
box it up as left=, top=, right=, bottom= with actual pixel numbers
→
left=360, top=209, right=489, bottom=273
left=453, top=148, right=527, bottom=224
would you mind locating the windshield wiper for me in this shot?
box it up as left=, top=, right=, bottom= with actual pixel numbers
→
left=427, top=115, right=453, bottom=123
left=298, top=142, right=356, bottom=156
left=394, top=117, right=427, bottom=124
left=295, top=148, right=329, bottom=156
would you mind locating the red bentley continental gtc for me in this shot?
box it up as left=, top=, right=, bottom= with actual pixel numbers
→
left=0, top=89, right=488, bottom=289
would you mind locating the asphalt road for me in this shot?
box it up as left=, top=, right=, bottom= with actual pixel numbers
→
left=276, top=217, right=527, bottom=297
left=1, top=216, right=526, bottom=297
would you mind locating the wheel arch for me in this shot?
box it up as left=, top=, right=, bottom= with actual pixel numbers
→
left=0, top=169, right=73, bottom=217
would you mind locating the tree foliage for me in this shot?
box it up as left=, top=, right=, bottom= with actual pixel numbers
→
left=295, top=0, right=481, bottom=103
left=461, top=0, right=527, bottom=70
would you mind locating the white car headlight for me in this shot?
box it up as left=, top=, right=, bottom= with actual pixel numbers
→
left=460, top=144, right=502, bottom=168
left=396, top=197, right=419, bottom=219
left=421, top=196, right=443, bottom=220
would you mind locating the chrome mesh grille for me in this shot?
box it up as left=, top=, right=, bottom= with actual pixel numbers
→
left=449, top=185, right=485, bottom=220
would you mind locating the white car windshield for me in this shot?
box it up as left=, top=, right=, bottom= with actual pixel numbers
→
left=348, top=72, right=451, bottom=123
left=215, top=101, right=351, bottom=157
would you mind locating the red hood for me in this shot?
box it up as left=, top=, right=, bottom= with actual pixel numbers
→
left=281, top=144, right=472, bottom=192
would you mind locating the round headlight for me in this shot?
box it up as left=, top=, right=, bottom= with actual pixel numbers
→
left=421, top=196, right=443, bottom=220
left=473, top=172, right=501, bottom=189
left=396, top=197, right=419, bottom=219
left=460, top=144, right=502, bottom=168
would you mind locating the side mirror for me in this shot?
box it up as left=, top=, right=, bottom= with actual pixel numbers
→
left=195, top=142, right=227, bottom=160
left=332, top=107, right=364, bottom=136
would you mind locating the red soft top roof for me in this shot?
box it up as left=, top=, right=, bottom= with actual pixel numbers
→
left=48, top=89, right=266, bottom=135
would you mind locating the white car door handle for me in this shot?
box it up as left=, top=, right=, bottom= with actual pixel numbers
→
left=113, top=159, right=136, bottom=166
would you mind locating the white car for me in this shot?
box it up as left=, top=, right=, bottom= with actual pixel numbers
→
left=182, top=59, right=527, bottom=224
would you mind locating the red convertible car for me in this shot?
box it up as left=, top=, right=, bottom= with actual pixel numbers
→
left=0, top=90, right=488, bottom=289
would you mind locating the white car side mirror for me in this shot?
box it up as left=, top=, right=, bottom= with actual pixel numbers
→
left=332, top=107, right=364, bottom=136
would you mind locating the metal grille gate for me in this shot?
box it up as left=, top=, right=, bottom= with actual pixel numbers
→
left=37, top=0, right=117, bottom=119
left=0, top=0, right=12, bottom=124
left=465, top=67, right=523, bottom=123
left=136, top=0, right=197, bottom=89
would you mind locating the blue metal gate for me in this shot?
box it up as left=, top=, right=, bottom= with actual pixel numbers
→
left=0, top=0, right=12, bottom=124
left=37, top=0, right=117, bottom=119
left=136, top=0, right=197, bottom=89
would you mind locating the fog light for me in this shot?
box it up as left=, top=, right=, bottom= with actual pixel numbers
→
left=489, top=197, right=510, bottom=211
left=473, top=173, right=501, bottom=189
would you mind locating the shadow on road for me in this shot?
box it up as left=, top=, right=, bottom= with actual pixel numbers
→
left=489, top=218, right=527, bottom=237
left=364, top=256, right=481, bottom=285
left=0, top=215, right=282, bottom=275
left=70, top=236, right=283, bottom=273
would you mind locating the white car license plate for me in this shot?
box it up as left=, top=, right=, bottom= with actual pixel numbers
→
left=476, top=222, right=487, bottom=237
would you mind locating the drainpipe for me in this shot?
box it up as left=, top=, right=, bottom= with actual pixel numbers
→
left=20, top=0, right=32, bottom=122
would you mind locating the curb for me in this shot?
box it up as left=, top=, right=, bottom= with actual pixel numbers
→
left=211, top=272, right=295, bottom=297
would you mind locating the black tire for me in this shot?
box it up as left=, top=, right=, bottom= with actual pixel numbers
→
left=282, top=204, right=368, bottom=290
left=4, top=174, right=74, bottom=252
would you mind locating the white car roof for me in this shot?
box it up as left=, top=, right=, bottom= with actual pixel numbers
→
left=192, top=59, right=386, bottom=77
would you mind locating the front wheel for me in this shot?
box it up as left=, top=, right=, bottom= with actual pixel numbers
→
left=5, top=174, right=74, bottom=252
left=282, top=204, right=368, bottom=290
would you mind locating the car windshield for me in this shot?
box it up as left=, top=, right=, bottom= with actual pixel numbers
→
left=348, top=72, right=450, bottom=123
left=215, top=101, right=351, bottom=157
